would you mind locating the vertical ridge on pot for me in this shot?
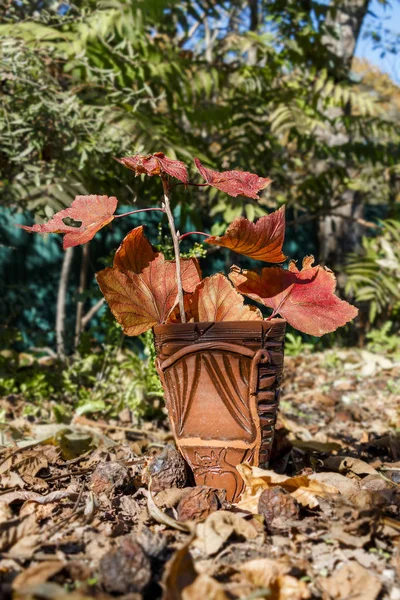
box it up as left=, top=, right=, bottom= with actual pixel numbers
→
left=153, top=319, right=286, bottom=502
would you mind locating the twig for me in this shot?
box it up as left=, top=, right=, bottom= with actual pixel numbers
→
left=161, top=175, right=186, bottom=323
left=114, top=207, right=166, bottom=219
left=179, top=231, right=211, bottom=241
left=81, top=298, right=105, bottom=329
left=72, top=415, right=164, bottom=440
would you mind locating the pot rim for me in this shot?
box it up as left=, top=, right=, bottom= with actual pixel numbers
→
left=153, top=318, right=287, bottom=333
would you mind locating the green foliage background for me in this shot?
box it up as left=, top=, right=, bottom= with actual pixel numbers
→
left=1, top=0, right=400, bottom=355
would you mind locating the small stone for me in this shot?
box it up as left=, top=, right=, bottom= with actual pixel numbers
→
left=136, top=527, right=168, bottom=559
left=99, top=536, right=151, bottom=594
left=258, top=486, right=300, bottom=531
left=176, top=486, right=226, bottom=522
left=145, top=445, right=189, bottom=493
left=90, top=461, right=131, bottom=496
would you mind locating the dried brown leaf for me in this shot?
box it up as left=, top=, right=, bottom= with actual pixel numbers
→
left=12, top=560, right=64, bottom=591
left=241, top=558, right=311, bottom=600
left=161, top=541, right=197, bottom=600
left=182, top=575, right=229, bottom=600
left=236, top=464, right=339, bottom=512
left=194, top=510, right=258, bottom=556
left=318, top=562, right=381, bottom=600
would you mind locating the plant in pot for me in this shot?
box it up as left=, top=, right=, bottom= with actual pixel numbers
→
left=20, top=152, right=358, bottom=501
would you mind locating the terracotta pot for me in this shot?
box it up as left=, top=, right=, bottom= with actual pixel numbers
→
left=153, top=319, right=286, bottom=502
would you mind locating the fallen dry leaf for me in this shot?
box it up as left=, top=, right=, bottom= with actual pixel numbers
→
left=241, top=558, right=310, bottom=600
left=0, top=489, right=78, bottom=505
left=12, top=560, right=64, bottom=591
left=318, top=561, right=381, bottom=600
left=147, top=487, right=191, bottom=533
left=236, top=464, right=339, bottom=512
left=182, top=574, right=229, bottom=600
left=1, top=471, right=25, bottom=489
left=194, top=510, right=259, bottom=556
left=323, top=456, right=378, bottom=476
left=161, top=541, right=197, bottom=600
left=0, top=513, right=39, bottom=552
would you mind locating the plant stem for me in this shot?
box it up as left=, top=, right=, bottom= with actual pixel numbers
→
left=179, top=231, right=211, bottom=241
left=161, top=175, right=186, bottom=323
left=114, top=207, right=165, bottom=219
left=169, top=182, right=210, bottom=189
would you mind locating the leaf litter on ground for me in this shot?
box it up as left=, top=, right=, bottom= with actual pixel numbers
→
left=0, top=347, right=399, bottom=599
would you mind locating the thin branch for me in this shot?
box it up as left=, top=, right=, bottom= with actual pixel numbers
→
left=81, top=298, right=106, bottom=330
left=114, top=207, right=166, bottom=219
left=161, top=176, right=186, bottom=323
left=287, top=209, right=379, bottom=229
left=179, top=231, right=211, bottom=241
left=169, top=182, right=209, bottom=189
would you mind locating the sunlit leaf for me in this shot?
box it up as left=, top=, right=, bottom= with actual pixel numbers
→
left=179, top=273, right=263, bottom=322
left=194, top=158, right=271, bottom=199
left=96, top=255, right=201, bottom=336
left=230, top=256, right=358, bottom=336
left=114, top=226, right=158, bottom=274
left=117, top=152, right=188, bottom=183
left=206, top=206, right=286, bottom=262
left=19, top=195, right=118, bottom=249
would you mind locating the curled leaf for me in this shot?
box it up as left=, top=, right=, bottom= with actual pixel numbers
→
left=96, top=255, right=201, bottom=336
left=114, top=225, right=158, bottom=274
left=19, top=195, right=118, bottom=249
left=194, top=158, right=271, bottom=199
left=206, top=206, right=286, bottom=262
left=182, top=274, right=263, bottom=322
left=118, top=152, right=188, bottom=183
left=236, top=464, right=339, bottom=511
left=230, top=257, right=358, bottom=336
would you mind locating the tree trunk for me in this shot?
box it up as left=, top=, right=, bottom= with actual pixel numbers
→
left=74, top=242, right=90, bottom=350
left=56, top=247, right=74, bottom=359
left=318, top=0, right=371, bottom=267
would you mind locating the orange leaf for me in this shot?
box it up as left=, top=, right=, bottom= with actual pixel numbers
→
left=96, top=255, right=201, bottom=336
left=173, top=274, right=263, bottom=323
left=230, top=257, right=358, bottom=336
left=114, top=226, right=158, bottom=274
left=117, top=152, right=188, bottom=183
left=194, top=158, right=271, bottom=199
left=19, top=195, right=118, bottom=249
left=206, top=207, right=286, bottom=262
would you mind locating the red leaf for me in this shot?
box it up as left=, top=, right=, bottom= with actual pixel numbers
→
left=19, top=195, right=118, bottom=249
left=230, top=257, right=358, bottom=336
left=205, top=207, right=286, bottom=262
left=194, top=158, right=271, bottom=199
left=182, top=274, right=263, bottom=322
left=96, top=255, right=201, bottom=336
left=117, top=152, right=188, bottom=183
left=114, top=226, right=158, bottom=274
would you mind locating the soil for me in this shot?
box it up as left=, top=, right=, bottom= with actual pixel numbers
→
left=0, top=347, right=399, bottom=600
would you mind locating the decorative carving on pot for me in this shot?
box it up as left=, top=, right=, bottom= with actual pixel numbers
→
left=154, top=319, right=286, bottom=502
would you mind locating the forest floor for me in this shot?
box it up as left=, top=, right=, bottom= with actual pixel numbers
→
left=0, top=347, right=400, bottom=600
